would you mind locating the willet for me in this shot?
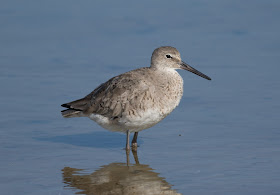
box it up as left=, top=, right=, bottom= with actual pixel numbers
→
left=61, top=46, right=211, bottom=151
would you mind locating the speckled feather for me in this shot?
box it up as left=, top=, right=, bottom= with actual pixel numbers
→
left=61, top=46, right=210, bottom=133
left=62, top=67, right=183, bottom=132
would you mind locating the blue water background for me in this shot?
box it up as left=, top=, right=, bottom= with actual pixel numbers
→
left=0, top=0, right=279, bottom=194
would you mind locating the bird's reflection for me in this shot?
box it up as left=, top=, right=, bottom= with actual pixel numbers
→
left=62, top=151, right=181, bottom=195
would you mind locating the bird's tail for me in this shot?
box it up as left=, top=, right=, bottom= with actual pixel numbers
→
left=61, top=109, right=82, bottom=118
left=61, top=97, right=89, bottom=118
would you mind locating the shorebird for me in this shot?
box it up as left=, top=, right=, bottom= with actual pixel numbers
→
left=61, top=46, right=211, bottom=151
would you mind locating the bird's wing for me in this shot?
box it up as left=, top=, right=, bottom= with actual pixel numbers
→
left=62, top=70, right=154, bottom=119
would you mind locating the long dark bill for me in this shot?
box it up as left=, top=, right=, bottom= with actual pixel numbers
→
left=180, top=61, right=211, bottom=80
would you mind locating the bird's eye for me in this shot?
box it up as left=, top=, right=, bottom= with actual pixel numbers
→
left=166, top=54, right=172, bottom=58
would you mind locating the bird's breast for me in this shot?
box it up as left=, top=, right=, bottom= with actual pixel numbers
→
left=153, top=70, right=184, bottom=116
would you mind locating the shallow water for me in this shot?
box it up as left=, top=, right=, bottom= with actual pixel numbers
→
left=1, top=0, right=280, bottom=194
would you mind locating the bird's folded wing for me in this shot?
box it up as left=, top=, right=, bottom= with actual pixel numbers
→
left=64, top=73, right=154, bottom=119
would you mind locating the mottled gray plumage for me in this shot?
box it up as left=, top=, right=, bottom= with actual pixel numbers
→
left=61, top=46, right=211, bottom=150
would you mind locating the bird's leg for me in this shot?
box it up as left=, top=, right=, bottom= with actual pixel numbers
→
left=131, top=132, right=138, bottom=151
left=126, top=130, right=130, bottom=165
left=126, top=149, right=130, bottom=166
left=126, top=130, right=130, bottom=151
left=131, top=148, right=140, bottom=164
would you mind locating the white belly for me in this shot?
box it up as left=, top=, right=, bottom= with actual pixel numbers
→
left=89, top=108, right=165, bottom=133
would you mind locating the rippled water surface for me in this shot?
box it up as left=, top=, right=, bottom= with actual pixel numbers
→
left=1, top=1, right=280, bottom=194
